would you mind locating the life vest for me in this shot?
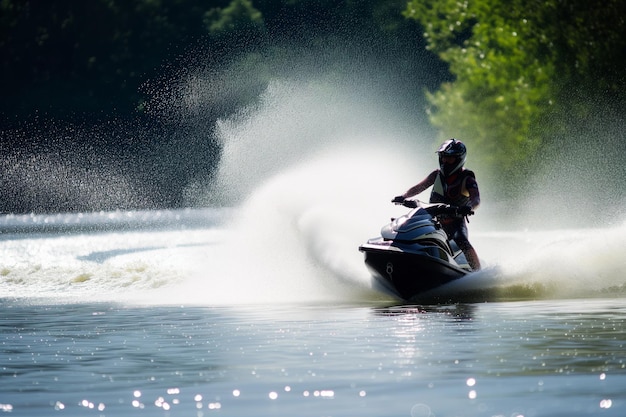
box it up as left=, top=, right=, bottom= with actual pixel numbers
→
left=430, top=169, right=475, bottom=207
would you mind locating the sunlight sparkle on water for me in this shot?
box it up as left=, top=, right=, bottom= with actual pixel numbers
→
left=154, top=397, right=170, bottom=410
left=600, top=399, right=612, bottom=409
left=466, top=377, right=477, bottom=399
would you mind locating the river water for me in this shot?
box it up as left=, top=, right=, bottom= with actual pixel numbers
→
left=1, top=207, right=625, bottom=417
left=3, top=75, right=626, bottom=416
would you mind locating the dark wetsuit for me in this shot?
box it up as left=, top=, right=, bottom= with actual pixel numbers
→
left=403, top=169, right=480, bottom=252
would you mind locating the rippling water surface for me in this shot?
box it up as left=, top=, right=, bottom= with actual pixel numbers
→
left=2, top=299, right=626, bottom=417
left=2, top=208, right=626, bottom=416
left=4, top=45, right=625, bottom=416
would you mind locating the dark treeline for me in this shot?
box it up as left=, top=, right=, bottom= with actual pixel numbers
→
left=3, top=0, right=624, bottom=216
left=1, top=0, right=443, bottom=124
left=2, top=1, right=198, bottom=123
left=1, top=0, right=445, bottom=213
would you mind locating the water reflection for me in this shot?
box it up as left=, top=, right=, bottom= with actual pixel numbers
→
left=2, top=299, right=626, bottom=416
left=372, top=303, right=476, bottom=321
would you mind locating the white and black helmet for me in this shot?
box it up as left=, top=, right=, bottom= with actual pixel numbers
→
left=437, top=138, right=467, bottom=176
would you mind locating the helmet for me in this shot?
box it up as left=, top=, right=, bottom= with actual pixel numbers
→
left=437, top=138, right=467, bottom=176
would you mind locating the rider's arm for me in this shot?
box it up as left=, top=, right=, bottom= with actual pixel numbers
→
left=466, top=175, right=480, bottom=209
left=403, top=170, right=438, bottom=198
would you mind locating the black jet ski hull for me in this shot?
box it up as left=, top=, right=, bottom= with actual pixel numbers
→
left=359, top=242, right=469, bottom=300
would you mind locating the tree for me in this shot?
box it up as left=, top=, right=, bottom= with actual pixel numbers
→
left=0, top=0, right=212, bottom=123
left=204, top=0, right=265, bottom=34
left=404, top=0, right=626, bottom=194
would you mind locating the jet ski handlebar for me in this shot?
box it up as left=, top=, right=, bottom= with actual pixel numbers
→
left=426, top=204, right=474, bottom=217
left=391, top=197, right=474, bottom=217
left=391, top=195, right=418, bottom=208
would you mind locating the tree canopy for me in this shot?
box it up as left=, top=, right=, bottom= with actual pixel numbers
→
left=2, top=0, right=625, bottom=212
left=404, top=0, right=626, bottom=193
left=0, top=0, right=428, bottom=124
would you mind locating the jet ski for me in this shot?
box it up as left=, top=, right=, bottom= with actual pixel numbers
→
left=359, top=199, right=474, bottom=300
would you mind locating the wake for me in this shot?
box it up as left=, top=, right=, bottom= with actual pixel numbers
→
left=4, top=77, right=625, bottom=306
left=175, top=79, right=626, bottom=305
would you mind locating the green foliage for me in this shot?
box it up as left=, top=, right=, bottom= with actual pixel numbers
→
left=1, top=0, right=421, bottom=123
left=0, top=0, right=214, bottom=119
left=404, top=0, right=626, bottom=192
left=204, top=0, right=265, bottom=36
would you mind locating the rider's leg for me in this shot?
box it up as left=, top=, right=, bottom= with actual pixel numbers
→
left=463, top=246, right=481, bottom=271
left=446, top=220, right=481, bottom=271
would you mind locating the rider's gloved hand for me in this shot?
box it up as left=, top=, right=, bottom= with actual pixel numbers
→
left=391, top=195, right=405, bottom=204
left=402, top=200, right=418, bottom=208
left=457, top=206, right=474, bottom=216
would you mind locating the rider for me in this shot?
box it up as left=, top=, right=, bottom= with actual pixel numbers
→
left=393, top=138, right=481, bottom=271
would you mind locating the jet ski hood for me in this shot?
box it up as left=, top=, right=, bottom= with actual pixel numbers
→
left=381, top=208, right=438, bottom=241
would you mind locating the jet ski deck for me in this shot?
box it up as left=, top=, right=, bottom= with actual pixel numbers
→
left=359, top=201, right=473, bottom=300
